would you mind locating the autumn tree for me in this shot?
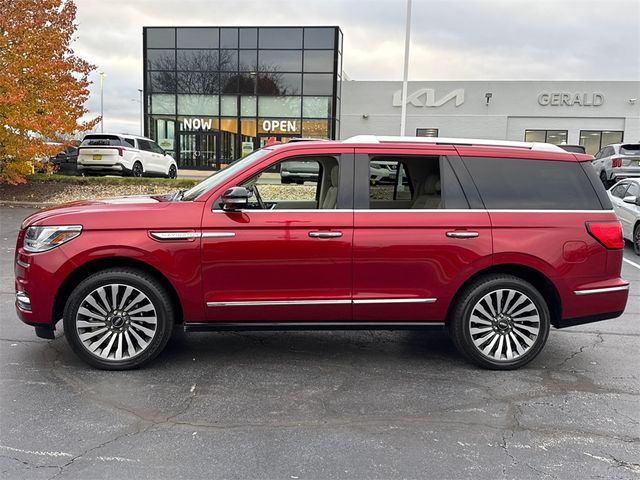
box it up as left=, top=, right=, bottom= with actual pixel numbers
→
left=0, top=0, right=99, bottom=184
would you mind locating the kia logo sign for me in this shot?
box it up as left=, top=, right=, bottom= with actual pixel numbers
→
left=392, top=88, right=465, bottom=107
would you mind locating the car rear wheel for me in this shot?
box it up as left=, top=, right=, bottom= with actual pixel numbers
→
left=63, top=268, right=174, bottom=370
left=132, top=161, right=143, bottom=177
left=634, top=224, right=640, bottom=256
left=449, top=274, right=550, bottom=370
left=599, top=171, right=611, bottom=188
left=167, top=164, right=177, bottom=179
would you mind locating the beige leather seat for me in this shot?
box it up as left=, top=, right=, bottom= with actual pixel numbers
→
left=412, top=174, right=441, bottom=209
left=321, top=165, right=339, bottom=209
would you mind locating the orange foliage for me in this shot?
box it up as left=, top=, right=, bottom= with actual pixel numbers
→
left=0, top=0, right=99, bottom=184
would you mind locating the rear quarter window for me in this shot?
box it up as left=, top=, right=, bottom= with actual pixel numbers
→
left=462, top=156, right=604, bottom=210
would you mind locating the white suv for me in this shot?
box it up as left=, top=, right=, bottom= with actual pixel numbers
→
left=591, top=143, right=640, bottom=187
left=77, top=134, right=178, bottom=178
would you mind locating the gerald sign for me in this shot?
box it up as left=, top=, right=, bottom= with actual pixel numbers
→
left=538, top=92, right=604, bottom=107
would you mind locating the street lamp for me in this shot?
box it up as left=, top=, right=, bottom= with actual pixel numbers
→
left=99, top=71, right=105, bottom=133
left=400, top=0, right=412, bottom=136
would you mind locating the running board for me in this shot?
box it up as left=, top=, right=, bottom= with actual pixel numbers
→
left=184, top=321, right=447, bottom=332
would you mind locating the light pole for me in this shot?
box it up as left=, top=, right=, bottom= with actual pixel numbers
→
left=138, top=88, right=143, bottom=136
left=400, top=0, right=412, bottom=136
left=99, top=71, right=105, bottom=133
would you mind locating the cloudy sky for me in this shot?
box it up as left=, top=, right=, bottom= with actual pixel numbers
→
left=73, top=0, right=640, bottom=134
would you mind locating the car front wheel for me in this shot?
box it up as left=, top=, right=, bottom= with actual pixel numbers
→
left=63, top=268, right=174, bottom=370
left=449, top=274, right=550, bottom=370
left=634, top=224, right=640, bottom=256
left=132, top=161, right=143, bottom=177
left=167, top=164, right=177, bottom=179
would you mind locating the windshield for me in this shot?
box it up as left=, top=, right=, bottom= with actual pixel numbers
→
left=180, top=148, right=272, bottom=201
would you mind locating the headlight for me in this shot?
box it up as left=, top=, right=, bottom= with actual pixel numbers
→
left=23, top=225, right=82, bottom=252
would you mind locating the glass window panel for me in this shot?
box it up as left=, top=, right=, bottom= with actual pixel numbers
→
left=147, top=49, right=175, bottom=70
left=259, top=28, right=303, bottom=49
left=304, top=28, right=335, bottom=49
left=303, top=97, right=331, bottom=118
left=177, top=28, right=218, bottom=48
left=150, top=72, right=176, bottom=93
left=178, top=72, right=219, bottom=94
left=303, top=74, right=333, bottom=95
left=177, top=94, right=219, bottom=116
left=237, top=73, right=257, bottom=94
left=239, top=50, right=257, bottom=71
left=177, top=50, right=219, bottom=71
left=524, top=130, right=546, bottom=143
left=146, top=28, right=175, bottom=48
left=545, top=130, right=567, bottom=145
left=602, top=131, right=623, bottom=147
left=257, top=73, right=301, bottom=95
left=303, top=50, right=334, bottom=72
left=240, top=28, right=257, bottom=48
left=258, top=97, right=301, bottom=117
left=151, top=94, right=175, bottom=115
left=219, top=50, right=238, bottom=71
left=580, top=131, right=602, bottom=155
left=221, top=74, right=239, bottom=94
left=302, top=119, right=329, bottom=138
left=221, top=95, right=237, bottom=116
left=416, top=128, right=439, bottom=137
left=259, top=50, right=302, bottom=72
left=241, top=118, right=257, bottom=137
left=220, top=28, right=238, bottom=48
left=241, top=96, right=257, bottom=116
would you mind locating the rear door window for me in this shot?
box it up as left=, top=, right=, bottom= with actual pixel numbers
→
left=462, top=157, right=603, bottom=210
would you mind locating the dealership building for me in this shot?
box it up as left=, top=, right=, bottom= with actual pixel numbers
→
left=143, top=26, right=639, bottom=168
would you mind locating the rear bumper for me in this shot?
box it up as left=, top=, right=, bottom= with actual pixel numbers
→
left=77, top=162, right=131, bottom=175
left=554, top=310, right=625, bottom=329
left=556, top=279, right=629, bottom=328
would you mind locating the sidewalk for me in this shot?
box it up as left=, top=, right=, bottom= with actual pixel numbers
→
left=178, top=169, right=212, bottom=180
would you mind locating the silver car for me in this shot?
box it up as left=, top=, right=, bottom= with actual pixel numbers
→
left=608, top=178, right=640, bottom=255
left=592, top=143, right=640, bottom=187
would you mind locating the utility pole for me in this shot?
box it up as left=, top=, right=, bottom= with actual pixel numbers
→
left=99, top=71, right=105, bottom=133
left=400, top=0, right=412, bottom=136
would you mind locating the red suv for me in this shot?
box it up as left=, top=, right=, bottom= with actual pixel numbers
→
left=14, top=136, right=629, bottom=370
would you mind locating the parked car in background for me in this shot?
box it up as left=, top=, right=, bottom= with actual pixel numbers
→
left=15, top=136, right=628, bottom=370
left=558, top=144, right=586, bottom=154
left=591, top=143, right=640, bottom=187
left=50, top=145, right=79, bottom=175
left=370, top=160, right=397, bottom=184
left=280, top=160, right=319, bottom=184
left=77, top=134, right=178, bottom=178
left=608, top=178, right=640, bottom=255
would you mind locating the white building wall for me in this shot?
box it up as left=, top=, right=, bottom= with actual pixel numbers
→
left=340, top=81, right=640, bottom=146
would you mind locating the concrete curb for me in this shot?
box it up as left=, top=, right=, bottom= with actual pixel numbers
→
left=0, top=201, right=54, bottom=208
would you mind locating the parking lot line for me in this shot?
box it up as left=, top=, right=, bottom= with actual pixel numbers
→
left=623, top=257, right=640, bottom=270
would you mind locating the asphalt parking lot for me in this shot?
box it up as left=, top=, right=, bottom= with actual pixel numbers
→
left=1, top=206, right=639, bottom=480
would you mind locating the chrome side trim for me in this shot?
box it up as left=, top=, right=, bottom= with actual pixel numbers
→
left=207, top=298, right=437, bottom=307
left=207, top=299, right=351, bottom=307
left=202, top=232, right=236, bottom=238
left=210, top=209, right=614, bottom=214
left=309, top=231, right=343, bottom=238
left=574, top=285, right=630, bottom=296
left=353, top=298, right=437, bottom=304
left=446, top=232, right=479, bottom=238
left=150, top=231, right=201, bottom=240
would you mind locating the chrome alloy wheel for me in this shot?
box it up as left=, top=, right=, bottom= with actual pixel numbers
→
left=75, top=284, right=158, bottom=361
left=468, top=288, right=540, bottom=362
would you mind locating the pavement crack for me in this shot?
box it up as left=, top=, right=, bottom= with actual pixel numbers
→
left=557, top=332, right=605, bottom=370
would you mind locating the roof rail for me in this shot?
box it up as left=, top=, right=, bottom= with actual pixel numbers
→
left=342, top=135, right=566, bottom=152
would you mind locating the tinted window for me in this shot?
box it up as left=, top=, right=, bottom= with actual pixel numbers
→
left=178, top=72, right=219, bottom=94
left=220, top=28, right=238, bottom=48
left=177, top=50, right=219, bottom=71
left=149, top=72, right=176, bottom=93
left=611, top=183, right=629, bottom=198
left=303, top=74, right=333, bottom=95
left=123, top=138, right=135, bottom=148
left=146, top=28, right=175, bottom=48
left=621, top=144, right=640, bottom=155
left=626, top=183, right=640, bottom=198
left=81, top=135, right=123, bottom=147
left=256, top=73, right=301, bottom=95
left=239, top=50, right=257, bottom=71
left=177, top=28, right=218, bottom=48
left=147, top=49, right=175, bottom=70
left=303, top=50, right=334, bottom=72
left=239, top=28, right=257, bottom=48
left=259, top=50, right=302, bottom=72
left=463, top=157, right=603, bottom=210
left=304, top=28, right=335, bottom=48
left=258, top=28, right=303, bottom=49
left=138, top=139, right=155, bottom=152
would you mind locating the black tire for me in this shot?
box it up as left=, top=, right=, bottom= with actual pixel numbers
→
left=448, top=274, right=550, bottom=370
left=132, top=161, right=143, bottom=177
left=281, top=177, right=292, bottom=184
left=167, top=164, right=177, bottom=179
left=600, top=171, right=611, bottom=189
left=634, top=224, right=640, bottom=256
left=63, top=268, right=174, bottom=370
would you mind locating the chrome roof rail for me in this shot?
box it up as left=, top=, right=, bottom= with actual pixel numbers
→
left=342, top=135, right=566, bottom=152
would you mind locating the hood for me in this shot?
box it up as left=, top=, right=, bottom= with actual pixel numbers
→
left=21, top=195, right=170, bottom=229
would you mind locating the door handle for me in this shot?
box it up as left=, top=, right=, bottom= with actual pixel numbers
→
left=446, top=231, right=479, bottom=239
left=309, top=231, right=343, bottom=238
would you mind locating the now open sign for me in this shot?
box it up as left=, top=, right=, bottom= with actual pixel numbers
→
left=259, top=119, right=300, bottom=134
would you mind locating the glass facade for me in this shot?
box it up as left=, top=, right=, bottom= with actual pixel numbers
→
left=524, top=130, right=568, bottom=145
left=579, top=130, right=624, bottom=155
left=144, top=26, right=343, bottom=169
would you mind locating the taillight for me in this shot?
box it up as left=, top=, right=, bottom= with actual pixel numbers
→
left=116, top=147, right=124, bottom=156
left=612, top=157, right=622, bottom=168
left=586, top=221, right=624, bottom=249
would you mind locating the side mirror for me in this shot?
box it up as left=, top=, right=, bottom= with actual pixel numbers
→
left=622, top=195, right=638, bottom=206
left=221, top=186, right=250, bottom=211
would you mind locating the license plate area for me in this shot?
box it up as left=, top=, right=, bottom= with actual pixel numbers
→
left=93, top=154, right=102, bottom=160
